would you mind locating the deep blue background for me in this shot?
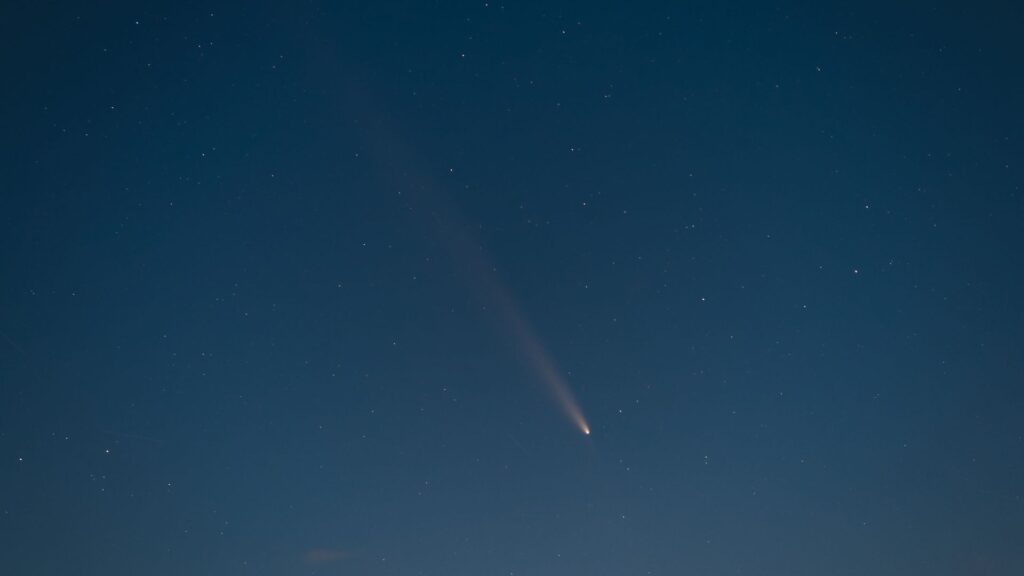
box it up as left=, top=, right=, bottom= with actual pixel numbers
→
left=2, top=1, right=1023, bottom=574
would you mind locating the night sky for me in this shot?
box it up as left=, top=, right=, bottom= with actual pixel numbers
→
left=2, top=2, right=1024, bottom=575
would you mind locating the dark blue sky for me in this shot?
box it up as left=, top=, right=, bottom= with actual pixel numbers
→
left=2, top=1, right=1023, bottom=574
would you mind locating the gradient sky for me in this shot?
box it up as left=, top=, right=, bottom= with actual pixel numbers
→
left=2, top=1, right=1023, bottom=575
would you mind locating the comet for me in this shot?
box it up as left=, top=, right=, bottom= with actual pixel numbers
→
left=495, top=284, right=591, bottom=437
left=342, top=83, right=591, bottom=437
